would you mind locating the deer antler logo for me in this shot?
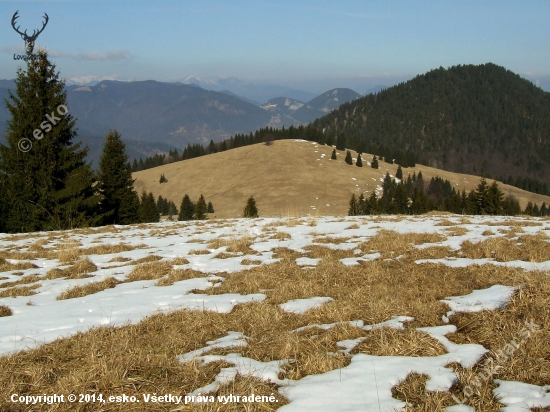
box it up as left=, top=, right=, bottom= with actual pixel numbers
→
left=11, top=11, right=49, bottom=55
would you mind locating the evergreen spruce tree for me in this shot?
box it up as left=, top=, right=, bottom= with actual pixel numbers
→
left=159, top=174, right=167, bottom=183
left=393, top=183, right=409, bottom=214
left=326, top=135, right=334, bottom=147
left=410, top=187, right=429, bottom=214
left=336, top=134, right=346, bottom=151
left=209, top=139, right=216, bottom=153
left=207, top=201, right=214, bottom=213
left=358, top=194, right=365, bottom=214
left=485, top=181, right=504, bottom=215
left=194, top=194, right=207, bottom=220
left=168, top=200, right=178, bottom=216
left=243, top=196, right=259, bottom=218
left=371, top=155, right=379, bottom=169
left=0, top=50, right=100, bottom=232
left=474, top=178, right=490, bottom=214
left=348, top=194, right=358, bottom=216
left=541, top=203, right=548, bottom=217
left=0, top=178, right=7, bottom=233
left=356, top=153, right=363, bottom=167
left=178, top=194, right=194, bottom=221
left=331, top=149, right=337, bottom=160
left=156, top=195, right=166, bottom=215
left=138, top=191, right=160, bottom=223
left=345, top=150, right=353, bottom=165
left=365, top=192, right=378, bottom=214
left=503, top=194, right=521, bottom=216
left=396, top=165, right=403, bottom=180
left=97, top=129, right=140, bottom=225
left=533, top=203, right=540, bottom=216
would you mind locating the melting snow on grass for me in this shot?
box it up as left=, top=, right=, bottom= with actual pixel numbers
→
left=1, top=214, right=550, bottom=410
left=279, top=297, right=334, bottom=314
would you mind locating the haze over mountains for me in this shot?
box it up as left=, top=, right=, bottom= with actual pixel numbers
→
left=261, top=88, right=362, bottom=127
left=2, top=63, right=549, bottom=187
left=0, top=79, right=362, bottom=164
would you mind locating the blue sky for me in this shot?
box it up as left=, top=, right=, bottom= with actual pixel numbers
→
left=1, top=0, right=549, bottom=93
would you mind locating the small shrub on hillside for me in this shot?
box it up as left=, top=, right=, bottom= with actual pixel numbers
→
left=243, top=196, right=259, bottom=218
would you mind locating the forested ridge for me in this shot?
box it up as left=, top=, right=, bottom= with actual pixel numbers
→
left=313, top=63, right=550, bottom=185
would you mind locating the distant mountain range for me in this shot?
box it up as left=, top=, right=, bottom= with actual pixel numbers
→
left=178, top=76, right=318, bottom=104
left=261, top=88, right=362, bottom=127
left=0, top=79, right=360, bottom=166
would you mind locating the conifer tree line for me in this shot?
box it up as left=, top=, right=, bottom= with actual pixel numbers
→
left=497, top=175, right=549, bottom=196
left=348, top=173, right=549, bottom=217
left=177, top=194, right=214, bottom=221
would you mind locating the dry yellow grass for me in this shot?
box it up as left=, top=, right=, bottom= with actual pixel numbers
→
left=444, top=226, right=470, bottom=236
left=1, top=221, right=549, bottom=411
left=359, top=230, right=447, bottom=259
left=45, top=258, right=97, bottom=280
left=0, top=274, right=41, bottom=289
left=241, top=258, right=262, bottom=265
left=0, top=258, right=38, bottom=272
left=206, top=234, right=256, bottom=255
left=170, top=257, right=190, bottom=265
left=134, top=254, right=163, bottom=263
left=57, top=277, right=121, bottom=300
left=133, top=140, right=550, bottom=218
left=213, top=252, right=237, bottom=259
left=189, top=249, right=211, bottom=255
left=0, top=283, right=40, bottom=298
left=270, top=231, right=292, bottom=240
left=460, top=232, right=550, bottom=262
left=155, top=268, right=207, bottom=286
left=434, top=219, right=457, bottom=226
left=108, top=256, right=132, bottom=263
left=82, top=243, right=145, bottom=256
left=126, top=261, right=173, bottom=282
left=0, top=305, right=12, bottom=317
left=351, top=328, right=447, bottom=357
left=312, top=236, right=351, bottom=244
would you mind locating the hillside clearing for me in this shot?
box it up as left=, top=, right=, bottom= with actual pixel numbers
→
left=133, top=140, right=550, bottom=219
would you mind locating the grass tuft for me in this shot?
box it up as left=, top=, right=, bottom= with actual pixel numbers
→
left=57, top=277, right=121, bottom=300
left=0, top=305, right=13, bottom=317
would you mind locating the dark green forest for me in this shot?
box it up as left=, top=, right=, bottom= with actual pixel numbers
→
left=314, top=63, right=550, bottom=186
left=348, top=174, right=549, bottom=217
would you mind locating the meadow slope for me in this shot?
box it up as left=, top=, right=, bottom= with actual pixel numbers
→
left=133, top=140, right=550, bottom=218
